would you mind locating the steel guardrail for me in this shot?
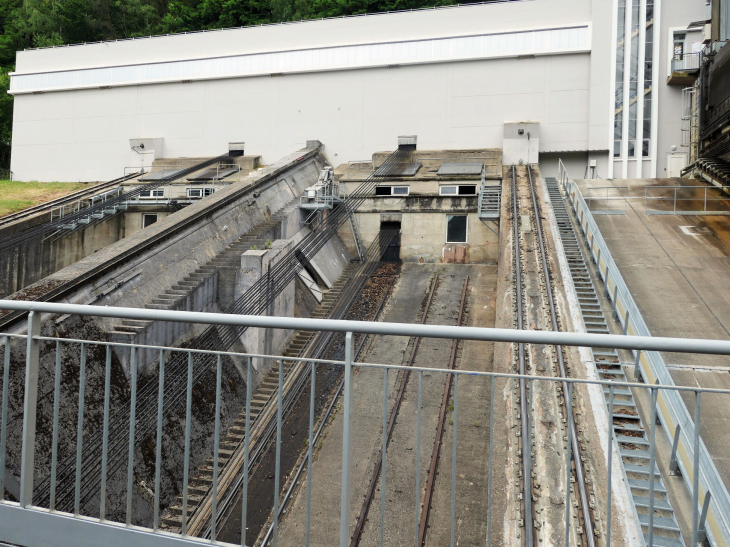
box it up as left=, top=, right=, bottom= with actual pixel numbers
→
left=564, top=178, right=730, bottom=547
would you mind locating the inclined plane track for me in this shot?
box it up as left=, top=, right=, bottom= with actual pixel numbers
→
left=511, top=164, right=595, bottom=547
left=349, top=271, right=470, bottom=547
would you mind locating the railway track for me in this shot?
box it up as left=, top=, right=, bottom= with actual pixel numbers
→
left=511, top=164, right=595, bottom=547
left=344, top=271, right=470, bottom=547
left=161, top=230, right=400, bottom=541
left=0, top=174, right=139, bottom=230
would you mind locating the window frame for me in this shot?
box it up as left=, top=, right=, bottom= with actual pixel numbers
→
left=439, top=185, right=477, bottom=196
left=139, top=188, right=164, bottom=199
left=142, top=213, right=159, bottom=228
left=187, top=187, right=216, bottom=199
left=446, top=214, right=468, bottom=244
left=374, top=185, right=410, bottom=196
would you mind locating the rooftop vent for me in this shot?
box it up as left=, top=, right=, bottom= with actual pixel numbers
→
left=229, top=142, right=245, bottom=156
left=398, top=135, right=417, bottom=151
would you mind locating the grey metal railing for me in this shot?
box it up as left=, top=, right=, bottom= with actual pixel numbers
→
left=672, top=53, right=701, bottom=72
left=643, top=185, right=730, bottom=215
left=585, top=186, right=628, bottom=215
left=563, top=178, right=730, bottom=547
left=0, top=302, right=729, bottom=547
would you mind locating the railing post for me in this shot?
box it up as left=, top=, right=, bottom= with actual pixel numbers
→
left=623, top=308, right=631, bottom=336
left=698, top=491, right=712, bottom=544
left=340, top=332, right=354, bottom=547
left=20, top=311, right=41, bottom=508
left=669, top=424, right=681, bottom=475
left=634, top=350, right=643, bottom=382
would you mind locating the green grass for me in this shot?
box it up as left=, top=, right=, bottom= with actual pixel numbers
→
left=0, top=181, right=88, bottom=217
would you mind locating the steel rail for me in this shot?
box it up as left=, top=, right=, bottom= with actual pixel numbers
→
left=416, top=275, right=469, bottom=547
left=526, top=164, right=596, bottom=547
left=349, top=274, right=440, bottom=547
left=0, top=154, right=231, bottom=253
left=192, top=230, right=400, bottom=540
left=28, top=149, right=325, bottom=509
left=259, top=272, right=398, bottom=547
left=512, top=164, right=534, bottom=547
left=0, top=175, right=139, bottom=229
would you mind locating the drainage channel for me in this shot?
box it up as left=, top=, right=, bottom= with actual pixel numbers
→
left=545, top=177, right=686, bottom=547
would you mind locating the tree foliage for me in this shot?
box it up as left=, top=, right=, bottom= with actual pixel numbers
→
left=0, top=0, right=471, bottom=168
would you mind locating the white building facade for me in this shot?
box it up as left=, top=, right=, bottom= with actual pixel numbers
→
left=8, top=0, right=707, bottom=182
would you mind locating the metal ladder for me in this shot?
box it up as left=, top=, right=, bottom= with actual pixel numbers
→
left=545, top=176, right=685, bottom=547
left=477, top=167, right=501, bottom=221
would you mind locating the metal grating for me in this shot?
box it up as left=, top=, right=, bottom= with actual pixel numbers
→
left=373, top=162, right=421, bottom=177
left=139, top=169, right=186, bottom=181
left=437, top=162, right=484, bottom=175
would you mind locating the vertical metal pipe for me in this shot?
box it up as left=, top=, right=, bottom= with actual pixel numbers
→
left=20, top=311, right=41, bottom=508
left=305, top=362, right=316, bottom=547
left=381, top=368, right=388, bottom=547
left=415, top=370, right=423, bottom=547
left=607, top=386, right=615, bottom=547
left=74, top=343, right=86, bottom=517
left=623, top=309, right=631, bottom=336
left=242, top=356, right=252, bottom=547
left=340, top=332, right=354, bottom=547
left=100, top=346, right=112, bottom=520
left=487, top=376, right=495, bottom=547
left=450, top=374, right=459, bottom=547
left=181, top=352, right=193, bottom=536
left=0, top=337, right=10, bottom=503
left=0, top=336, right=9, bottom=501
left=565, top=383, right=573, bottom=547
left=126, top=347, right=138, bottom=527
left=274, top=359, right=283, bottom=547
left=211, top=354, right=222, bottom=542
left=153, top=349, right=165, bottom=531
left=648, top=384, right=658, bottom=547
left=692, top=392, right=702, bottom=547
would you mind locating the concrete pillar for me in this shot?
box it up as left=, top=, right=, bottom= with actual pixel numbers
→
left=237, top=250, right=270, bottom=373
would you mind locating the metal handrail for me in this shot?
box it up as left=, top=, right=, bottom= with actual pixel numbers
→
left=643, top=185, right=730, bottom=215
left=566, top=179, right=730, bottom=547
left=672, top=52, right=701, bottom=72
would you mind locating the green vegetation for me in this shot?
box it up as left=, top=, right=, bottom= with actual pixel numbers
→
left=0, top=180, right=87, bottom=217
left=0, top=0, right=471, bottom=169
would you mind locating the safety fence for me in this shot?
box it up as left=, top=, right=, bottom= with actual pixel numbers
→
left=563, top=175, right=730, bottom=547
left=1, top=301, right=730, bottom=546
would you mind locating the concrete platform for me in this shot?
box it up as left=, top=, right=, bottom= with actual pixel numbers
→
left=574, top=176, right=730, bottom=494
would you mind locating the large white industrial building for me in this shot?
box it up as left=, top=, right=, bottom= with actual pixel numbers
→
left=8, top=0, right=708, bottom=182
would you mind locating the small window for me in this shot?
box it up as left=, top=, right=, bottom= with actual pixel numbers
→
left=143, top=214, right=158, bottom=228
left=139, top=189, right=164, bottom=198
left=375, top=186, right=409, bottom=196
left=446, top=215, right=468, bottom=243
left=188, top=187, right=216, bottom=199
left=440, top=185, right=477, bottom=196
left=613, top=140, right=621, bottom=158
left=642, top=139, right=651, bottom=157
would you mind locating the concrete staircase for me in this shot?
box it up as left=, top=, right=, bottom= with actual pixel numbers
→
left=108, top=202, right=300, bottom=369
left=160, top=261, right=359, bottom=531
